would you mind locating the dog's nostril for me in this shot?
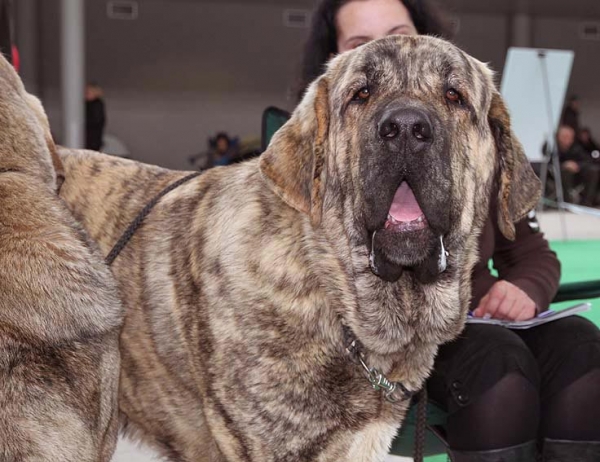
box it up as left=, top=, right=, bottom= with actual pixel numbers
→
left=412, top=122, right=432, bottom=141
left=379, top=121, right=399, bottom=139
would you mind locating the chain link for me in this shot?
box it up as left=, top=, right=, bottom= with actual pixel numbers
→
left=346, top=338, right=413, bottom=403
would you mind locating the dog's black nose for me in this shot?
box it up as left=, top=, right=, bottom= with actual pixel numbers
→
left=378, top=108, right=433, bottom=147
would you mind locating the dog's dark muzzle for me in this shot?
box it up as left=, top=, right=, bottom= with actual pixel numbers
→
left=360, top=103, right=454, bottom=284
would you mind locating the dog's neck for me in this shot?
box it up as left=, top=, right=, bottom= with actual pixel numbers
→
left=311, top=203, right=470, bottom=393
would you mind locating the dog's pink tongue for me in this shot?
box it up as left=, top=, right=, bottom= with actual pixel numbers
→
left=389, top=182, right=424, bottom=222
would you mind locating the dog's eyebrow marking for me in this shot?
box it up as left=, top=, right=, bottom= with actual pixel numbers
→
left=360, top=60, right=386, bottom=84
left=441, top=58, right=454, bottom=82
left=457, top=51, right=476, bottom=83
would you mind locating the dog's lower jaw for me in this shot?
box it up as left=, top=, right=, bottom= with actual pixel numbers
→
left=369, top=228, right=450, bottom=284
left=369, top=231, right=404, bottom=282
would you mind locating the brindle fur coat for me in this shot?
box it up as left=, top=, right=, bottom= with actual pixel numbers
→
left=58, top=36, right=540, bottom=461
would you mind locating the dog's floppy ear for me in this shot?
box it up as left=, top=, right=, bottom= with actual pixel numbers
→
left=259, top=77, right=330, bottom=227
left=488, top=92, right=541, bottom=240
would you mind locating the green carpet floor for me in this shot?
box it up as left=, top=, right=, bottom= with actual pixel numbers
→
left=547, top=239, right=600, bottom=325
left=425, top=239, right=600, bottom=462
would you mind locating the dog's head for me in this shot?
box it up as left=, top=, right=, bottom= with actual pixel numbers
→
left=261, top=35, right=539, bottom=281
left=0, top=54, right=64, bottom=192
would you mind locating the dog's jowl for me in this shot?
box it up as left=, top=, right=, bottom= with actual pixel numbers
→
left=59, top=36, right=540, bottom=462
left=0, top=56, right=124, bottom=461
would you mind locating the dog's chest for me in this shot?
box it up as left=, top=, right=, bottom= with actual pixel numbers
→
left=333, top=418, right=401, bottom=462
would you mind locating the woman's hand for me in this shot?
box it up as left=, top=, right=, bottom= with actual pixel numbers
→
left=562, top=160, right=580, bottom=174
left=472, top=280, right=537, bottom=321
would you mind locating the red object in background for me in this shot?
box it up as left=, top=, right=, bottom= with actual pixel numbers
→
left=11, top=44, right=19, bottom=72
left=0, top=0, right=16, bottom=71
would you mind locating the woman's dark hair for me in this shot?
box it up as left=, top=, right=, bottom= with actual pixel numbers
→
left=295, top=0, right=453, bottom=101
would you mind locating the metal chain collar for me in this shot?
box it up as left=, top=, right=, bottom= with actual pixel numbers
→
left=344, top=332, right=415, bottom=403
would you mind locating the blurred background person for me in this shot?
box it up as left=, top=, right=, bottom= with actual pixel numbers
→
left=206, top=132, right=238, bottom=168
left=85, top=82, right=106, bottom=151
left=209, top=132, right=235, bottom=167
left=578, top=127, right=600, bottom=162
left=558, top=124, right=600, bottom=206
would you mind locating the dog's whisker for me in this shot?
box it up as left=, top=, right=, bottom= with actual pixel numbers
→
left=438, top=235, right=448, bottom=273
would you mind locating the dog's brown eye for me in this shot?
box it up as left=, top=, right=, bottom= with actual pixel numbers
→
left=446, top=88, right=463, bottom=105
left=352, top=87, right=370, bottom=102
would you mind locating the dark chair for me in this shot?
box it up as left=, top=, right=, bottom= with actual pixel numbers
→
left=261, top=106, right=291, bottom=152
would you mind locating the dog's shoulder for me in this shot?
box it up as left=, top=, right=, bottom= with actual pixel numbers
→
left=0, top=172, right=123, bottom=346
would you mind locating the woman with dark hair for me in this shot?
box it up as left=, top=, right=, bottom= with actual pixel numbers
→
left=295, top=1, right=600, bottom=461
left=296, top=0, right=451, bottom=101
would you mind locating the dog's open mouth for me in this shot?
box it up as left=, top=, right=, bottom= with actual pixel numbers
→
left=369, top=181, right=449, bottom=283
left=384, top=182, right=429, bottom=233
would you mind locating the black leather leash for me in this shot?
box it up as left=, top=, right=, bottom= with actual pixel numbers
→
left=105, top=171, right=202, bottom=266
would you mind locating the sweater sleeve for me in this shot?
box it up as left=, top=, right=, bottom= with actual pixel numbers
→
left=492, top=211, right=561, bottom=312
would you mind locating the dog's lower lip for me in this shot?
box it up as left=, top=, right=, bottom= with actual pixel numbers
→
left=384, top=213, right=428, bottom=232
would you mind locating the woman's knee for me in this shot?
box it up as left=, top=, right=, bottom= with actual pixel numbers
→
left=429, top=325, right=540, bottom=412
left=534, top=315, right=600, bottom=346
left=468, top=341, right=540, bottom=397
left=517, top=315, right=600, bottom=399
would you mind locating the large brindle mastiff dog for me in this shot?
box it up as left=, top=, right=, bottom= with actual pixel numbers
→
left=58, top=36, right=540, bottom=461
left=0, top=57, right=123, bottom=459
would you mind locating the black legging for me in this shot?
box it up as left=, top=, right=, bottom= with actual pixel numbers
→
left=427, top=316, right=600, bottom=451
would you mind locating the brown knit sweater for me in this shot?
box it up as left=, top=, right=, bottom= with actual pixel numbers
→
left=470, top=207, right=561, bottom=312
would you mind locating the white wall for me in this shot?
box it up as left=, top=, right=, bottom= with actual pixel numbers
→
left=16, top=1, right=600, bottom=169
left=30, top=0, right=308, bottom=169
left=455, top=14, right=600, bottom=134
left=533, top=17, right=600, bottom=132
left=454, top=14, right=510, bottom=76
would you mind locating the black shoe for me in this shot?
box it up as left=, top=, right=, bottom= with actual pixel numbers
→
left=542, top=438, right=600, bottom=462
left=449, top=441, right=537, bottom=462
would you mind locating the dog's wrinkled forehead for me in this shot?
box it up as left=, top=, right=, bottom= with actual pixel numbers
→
left=327, top=35, right=494, bottom=116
